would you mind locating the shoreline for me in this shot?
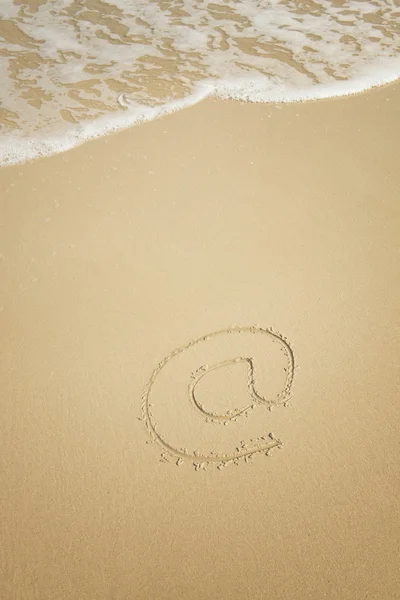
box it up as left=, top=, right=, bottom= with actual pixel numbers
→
left=1, top=71, right=400, bottom=168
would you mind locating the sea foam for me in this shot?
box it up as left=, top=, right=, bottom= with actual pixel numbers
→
left=0, top=0, right=399, bottom=165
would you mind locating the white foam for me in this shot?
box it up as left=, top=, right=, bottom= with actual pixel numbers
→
left=0, top=0, right=399, bottom=165
left=214, top=61, right=400, bottom=103
left=0, top=85, right=212, bottom=166
left=2, top=61, right=399, bottom=168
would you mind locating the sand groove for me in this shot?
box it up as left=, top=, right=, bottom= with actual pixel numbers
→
left=141, top=325, right=296, bottom=470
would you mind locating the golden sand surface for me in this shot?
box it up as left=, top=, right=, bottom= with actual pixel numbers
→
left=1, top=84, right=399, bottom=599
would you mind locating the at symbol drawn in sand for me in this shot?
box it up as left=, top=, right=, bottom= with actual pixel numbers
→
left=140, top=326, right=296, bottom=470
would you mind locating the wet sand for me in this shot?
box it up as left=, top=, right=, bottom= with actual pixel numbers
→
left=1, top=83, right=399, bottom=599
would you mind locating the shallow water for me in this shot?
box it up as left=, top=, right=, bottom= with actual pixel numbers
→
left=0, top=0, right=399, bottom=164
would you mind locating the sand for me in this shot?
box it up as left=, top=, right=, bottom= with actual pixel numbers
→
left=0, top=83, right=399, bottom=600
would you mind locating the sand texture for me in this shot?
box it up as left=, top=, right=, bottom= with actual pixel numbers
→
left=1, top=84, right=399, bottom=599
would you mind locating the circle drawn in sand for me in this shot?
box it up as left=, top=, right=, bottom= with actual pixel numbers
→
left=140, top=326, right=295, bottom=470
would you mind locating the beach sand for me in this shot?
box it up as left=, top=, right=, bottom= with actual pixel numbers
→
left=1, top=83, right=399, bottom=599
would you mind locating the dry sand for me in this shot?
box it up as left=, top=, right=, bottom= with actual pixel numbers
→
left=0, top=84, right=399, bottom=600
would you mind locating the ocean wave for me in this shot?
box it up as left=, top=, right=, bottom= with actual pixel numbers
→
left=0, top=0, right=399, bottom=165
